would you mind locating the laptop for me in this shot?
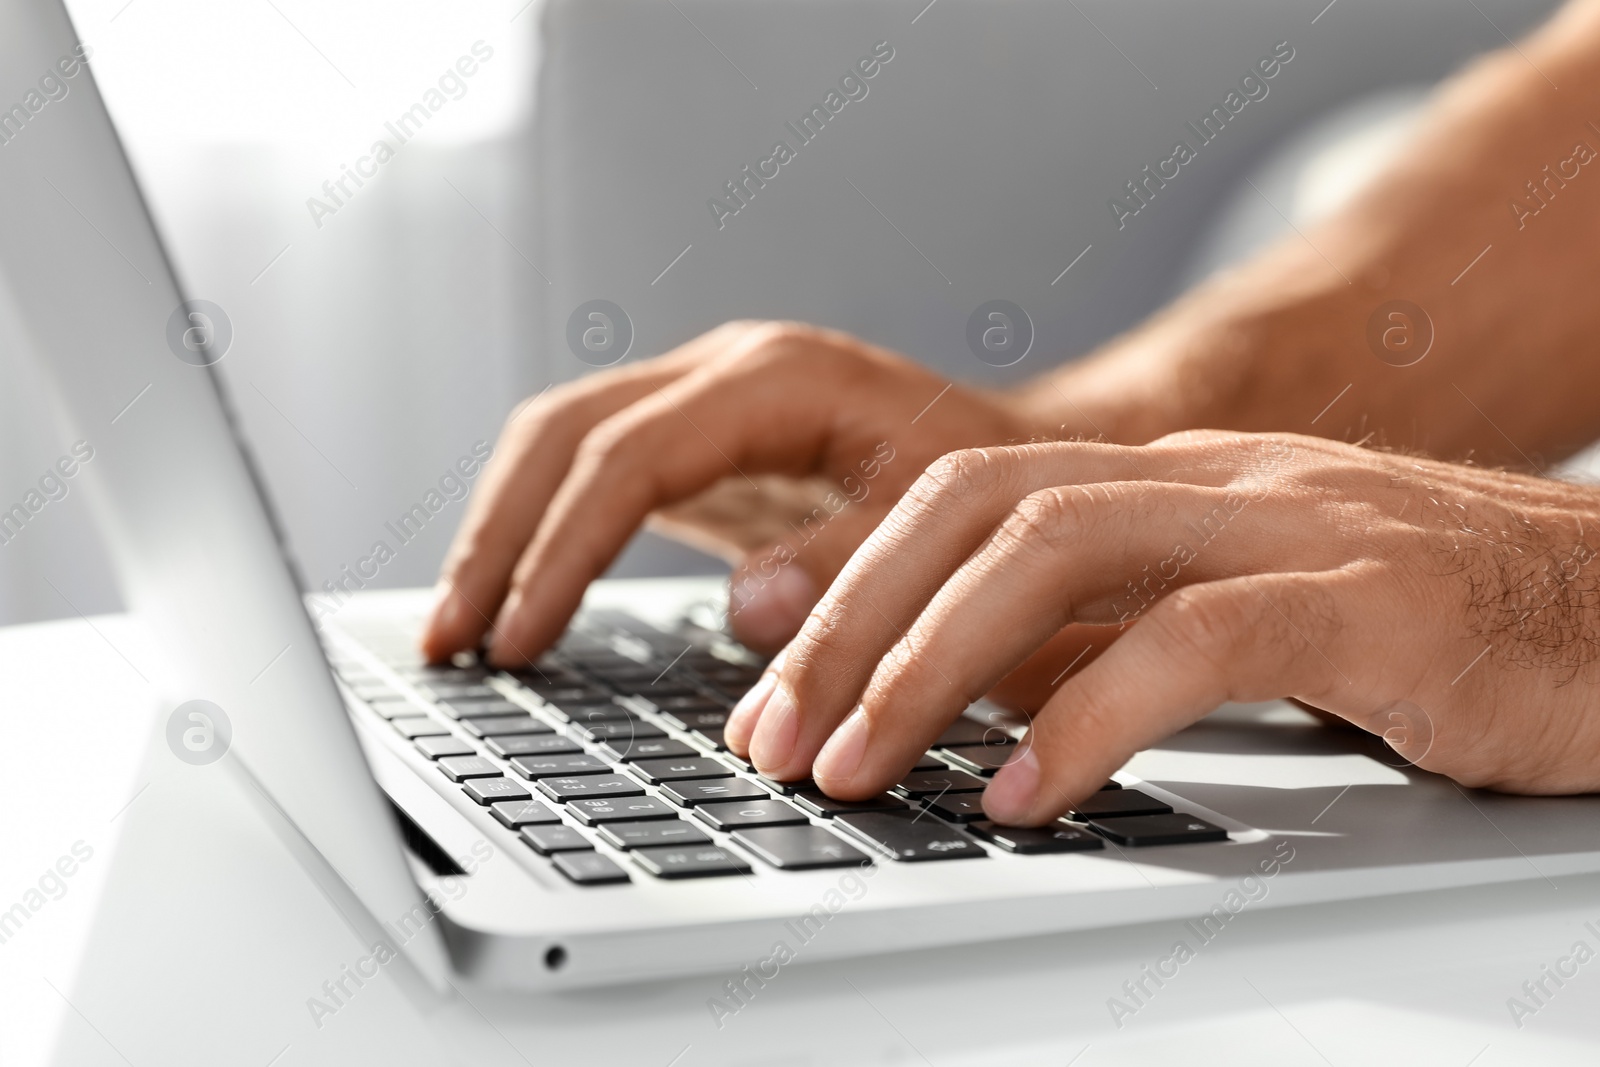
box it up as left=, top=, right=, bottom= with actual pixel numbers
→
left=10, top=0, right=1600, bottom=994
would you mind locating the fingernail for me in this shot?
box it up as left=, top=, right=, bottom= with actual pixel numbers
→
left=724, top=672, right=776, bottom=754
left=485, top=596, right=521, bottom=665
left=421, top=584, right=465, bottom=656
left=813, top=706, right=869, bottom=786
left=749, top=683, right=799, bottom=773
left=730, top=564, right=816, bottom=650
left=983, top=744, right=1040, bottom=825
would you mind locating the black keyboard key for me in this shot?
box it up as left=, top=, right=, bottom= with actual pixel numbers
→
left=403, top=664, right=491, bottom=683
left=756, top=775, right=814, bottom=796
left=391, top=716, right=450, bottom=738
left=892, top=770, right=988, bottom=798
left=793, top=790, right=909, bottom=819
left=617, top=680, right=702, bottom=700
left=834, top=810, right=987, bottom=862
left=596, top=820, right=712, bottom=850
left=537, top=775, right=645, bottom=802
left=536, top=695, right=627, bottom=720
left=571, top=720, right=667, bottom=744
left=567, top=796, right=679, bottom=826
left=552, top=851, right=630, bottom=885
left=694, top=798, right=809, bottom=831
left=420, top=682, right=501, bottom=702
left=720, top=752, right=756, bottom=773
left=732, top=825, right=871, bottom=870
left=553, top=629, right=613, bottom=649
left=660, top=779, right=768, bottom=807
left=585, top=663, right=662, bottom=684
left=628, top=757, right=734, bottom=784
left=940, top=743, right=1014, bottom=776
left=691, top=727, right=728, bottom=751
left=437, top=698, right=527, bottom=720
left=632, top=845, right=752, bottom=879
left=969, top=821, right=1105, bottom=854
left=651, top=695, right=732, bottom=717
left=912, top=752, right=950, bottom=771
left=490, top=799, right=561, bottom=828
left=367, top=696, right=422, bottom=719
left=1070, top=789, right=1172, bottom=820
left=521, top=824, right=593, bottom=854
left=921, top=793, right=990, bottom=823
left=510, top=754, right=612, bottom=779
left=530, top=684, right=616, bottom=704
left=550, top=703, right=639, bottom=725
left=413, top=735, right=476, bottom=759
left=1088, top=813, right=1228, bottom=846
left=563, top=651, right=643, bottom=672
left=514, top=669, right=590, bottom=692
left=461, top=714, right=551, bottom=738
left=657, top=707, right=730, bottom=731
left=600, top=738, right=699, bottom=763
left=934, top=718, right=1005, bottom=749
left=463, top=777, right=532, bottom=804
left=437, top=756, right=503, bottom=782
left=486, top=734, right=581, bottom=758
left=695, top=664, right=764, bottom=688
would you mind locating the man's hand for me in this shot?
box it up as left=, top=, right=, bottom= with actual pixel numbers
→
left=419, top=321, right=1043, bottom=665
left=727, top=431, right=1600, bottom=823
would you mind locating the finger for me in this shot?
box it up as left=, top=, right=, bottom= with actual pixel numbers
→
left=982, top=569, right=1357, bottom=825
left=750, top=441, right=1241, bottom=780
left=986, top=624, right=1117, bottom=711
left=806, top=481, right=1293, bottom=795
left=643, top=472, right=893, bottom=651
left=724, top=645, right=788, bottom=756
left=727, top=496, right=892, bottom=652
left=648, top=474, right=846, bottom=559
left=420, top=323, right=752, bottom=661
left=721, top=502, right=894, bottom=756
left=485, top=327, right=928, bottom=665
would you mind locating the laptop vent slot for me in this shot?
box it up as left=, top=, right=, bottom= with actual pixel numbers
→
left=388, top=801, right=466, bottom=877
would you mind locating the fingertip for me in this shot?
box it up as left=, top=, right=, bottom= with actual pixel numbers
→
left=981, top=744, right=1041, bottom=825
left=748, top=682, right=801, bottom=778
left=484, top=594, right=531, bottom=668
left=419, top=583, right=474, bottom=664
left=811, top=705, right=869, bottom=792
left=724, top=671, right=776, bottom=756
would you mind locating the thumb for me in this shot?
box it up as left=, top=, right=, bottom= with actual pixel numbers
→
left=727, top=502, right=886, bottom=651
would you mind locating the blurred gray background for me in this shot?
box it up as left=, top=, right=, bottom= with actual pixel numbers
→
left=1, top=0, right=1563, bottom=627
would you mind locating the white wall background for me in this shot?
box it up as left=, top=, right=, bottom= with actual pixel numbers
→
left=0, top=0, right=1563, bottom=627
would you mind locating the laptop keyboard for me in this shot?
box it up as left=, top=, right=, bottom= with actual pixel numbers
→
left=323, top=610, right=1229, bottom=887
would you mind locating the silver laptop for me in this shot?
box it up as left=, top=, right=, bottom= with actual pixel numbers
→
left=10, top=0, right=1600, bottom=994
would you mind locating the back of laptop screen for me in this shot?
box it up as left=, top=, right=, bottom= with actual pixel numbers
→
left=0, top=0, right=444, bottom=967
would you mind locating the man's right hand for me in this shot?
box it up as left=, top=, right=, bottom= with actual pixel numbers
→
left=419, top=320, right=1047, bottom=667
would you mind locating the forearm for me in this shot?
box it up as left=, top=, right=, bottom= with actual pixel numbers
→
left=1019, top=0, right=1600, bottom=466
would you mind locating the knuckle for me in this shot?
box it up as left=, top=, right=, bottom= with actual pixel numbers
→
left=1151, top=428, right=1231, bottom=448
left=908, top=448, right=1006, bottom=511
left=784, top=610, right=858, bottom=693
left=1153, top=586, right=1258, bottom=669
left=501, top=379, right=592, bottom=446
left=1248, top=431, right=1304, bottom=467
left=728, top=320, right=823, bottom=365
left=500, top=388, right=556, bottom=436
left=714, top=318, right=764, bottom=337
left=999, top=486, right=1093, bottom=551
left=570, top=414, right=638, bottom=473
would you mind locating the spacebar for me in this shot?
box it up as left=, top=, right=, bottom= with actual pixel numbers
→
left=833, top=810, right=987, bottom=862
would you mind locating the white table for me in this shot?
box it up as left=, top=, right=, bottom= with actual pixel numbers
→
left=4, top=613, right=1600, bottom=1067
